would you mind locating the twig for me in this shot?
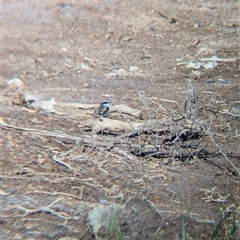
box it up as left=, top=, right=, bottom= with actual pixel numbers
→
left=111, top=147, right=135, bottom=162
left=48, top=70, right=63, bottom=78
left=51, top=155, right=73, bottom=172
left=1, top=122, right=81, bottom=142
left=133, top=85, right=152, bottom=120
left=218, top=110, right=240, bottom=117
left=17, top=205, right=72, bottom=220
left=157, top=11, right=168, bottom=19
left=200, top=187, right=231, bottom=203
left=16, top=198, right=71, bottom=220
left=1, top=122, right=111, bottom=149
left=77, top=186, right=84, bottom=199
left=159, top=98, right=180, bottom=106
left=208, top=133, right=240, bottom=178
left=199, top=56, right=237, bottom=63
left=28, top=189, right=84, bottom=200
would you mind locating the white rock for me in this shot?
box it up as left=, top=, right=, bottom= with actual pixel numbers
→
left=129, top=66, right=139, bottom=72
left=80, top=62, right=91, bottom=70
left=7, top=78, right=25, bottom=91
left=105, top=68, right=127, bottom=77
left=203, top=61, right=218, bottom=69
left=186, top=61, right=201, bottom=69
left=31, top=98, right=57, bottom=113
left=61, top=47, right=68, bottom=52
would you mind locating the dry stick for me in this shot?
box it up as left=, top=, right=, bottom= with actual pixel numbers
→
left=208, top=133, right=240, bottom=178
left=2, top=118, right=198, bottom=149
left=133, top=85, right=152, bottom=120
left=1, top=122, right=110, bottom=148
left=218, top=110, right=240, bottom=117
left=52, top=155, right=72, bottom=172
left=79, top=186, right=84, bottom=199
left=17, top=205, right=72, bottom=220
left=29, top=189, right=84, bottom=200
left=1, top=122, right=81, bottom=142
left=51, top=177, right=102, bottom=188
left=17, top=198, right=70, bottom=219
left=90, top=156, right=109, bottom=175
left=106, top=123, right=168, bottom=149
left=13, top=167, right=41, bottom=184
left=199, top=56, right=237, bottom=63
left=115, top=108, right=135, bottom=130
left=111, top=147, right=135, bottom=162
left=200, top=187, right=231, bottom=203
left=159, top=98, right=180, bottom=107
left=47, top=70, right=63, bottom=78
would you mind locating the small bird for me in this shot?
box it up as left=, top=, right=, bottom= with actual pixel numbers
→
left=94, top=100, right=110, bottom=118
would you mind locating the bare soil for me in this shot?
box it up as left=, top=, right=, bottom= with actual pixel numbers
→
left=1, top=0, right=240, bottom=239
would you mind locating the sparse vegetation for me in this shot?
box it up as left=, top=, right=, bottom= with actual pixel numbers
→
left=211, top=205, right=240, bottom=240
left=0, top=80, right=7, bottom=89
left=105, top=210, right=123, bottom=240
left=2, top=0, right=239, bottom=239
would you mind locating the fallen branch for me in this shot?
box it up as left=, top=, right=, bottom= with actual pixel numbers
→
left=1, top=122, right=81, bottom=142
left=1, top=121, right=110, bottom=149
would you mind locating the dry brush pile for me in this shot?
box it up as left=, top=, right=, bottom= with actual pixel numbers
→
left=2, top=84, right=240, bottom=178
left=1, top=84, right=240, bottom=239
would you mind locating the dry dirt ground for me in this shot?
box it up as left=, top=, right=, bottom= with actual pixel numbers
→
left=1, top=0, right=240, bottom=239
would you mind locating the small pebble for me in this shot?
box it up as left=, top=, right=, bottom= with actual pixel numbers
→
left=193, top=21, right=200, bottom=28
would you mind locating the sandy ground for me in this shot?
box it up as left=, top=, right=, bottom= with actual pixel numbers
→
left=1, top=0, right=240, bottom=239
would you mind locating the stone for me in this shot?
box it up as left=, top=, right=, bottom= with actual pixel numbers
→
left=7, top=78, right=25, bottom=91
